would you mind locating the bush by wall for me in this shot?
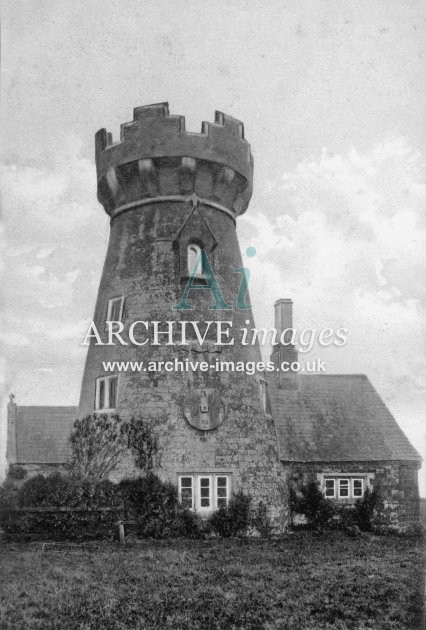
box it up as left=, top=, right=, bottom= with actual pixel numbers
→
left=290, top=480, right=385, bottom=535
left=0, top=478, right=20, bottom=510
left=7, top=466, right=27, bottom=481
left=119, top=473, right=178, bottom=520
left=290, top=481, right=337, bottom=531
left=119, top=474, right=208, bottom=538
left=0, top=474, right=122, bottom=542
left=209, top=490, right=252, bottom=537
left=1, top=474, right=273, bottom=541
left=354, top=486, right=381, bottom=531
left=252, top=501, right=273, bottom=537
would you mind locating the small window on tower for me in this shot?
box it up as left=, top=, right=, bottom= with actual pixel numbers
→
left=95, top=375, right=118, bottom=411
left=187, top=244, right=203, bottom=277
left=106, top=296, right=124, bottom=330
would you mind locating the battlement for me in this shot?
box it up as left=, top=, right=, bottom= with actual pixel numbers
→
left=95, top=103, right=253, bottom=218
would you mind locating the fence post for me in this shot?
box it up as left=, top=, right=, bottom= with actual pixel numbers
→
left=118, top=521, right=125, bottom=544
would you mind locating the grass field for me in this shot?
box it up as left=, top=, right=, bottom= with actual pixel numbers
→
left=0, top=532, right=424, bottom=630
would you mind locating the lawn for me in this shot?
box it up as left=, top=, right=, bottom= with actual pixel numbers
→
left=0, top=532, right=423, bottom=630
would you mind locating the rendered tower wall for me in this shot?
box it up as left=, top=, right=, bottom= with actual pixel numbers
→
left=79, top=103, right=287, bottom=527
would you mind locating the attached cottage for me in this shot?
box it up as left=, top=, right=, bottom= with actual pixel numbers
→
left=6, top=396, right=77, bottom=477
left=268, top=374, right=421, bottom=529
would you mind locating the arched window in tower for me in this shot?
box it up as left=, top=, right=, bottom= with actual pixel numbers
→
left=187, top=243, right=203, bottom=277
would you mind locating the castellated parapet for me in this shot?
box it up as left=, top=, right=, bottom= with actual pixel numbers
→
left=95, top=102, right=253, bottom=219
left=80, top=103, right=288, bottom=530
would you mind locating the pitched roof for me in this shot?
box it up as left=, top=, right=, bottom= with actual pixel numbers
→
left=16, top=407, right=77, bottom=464
left=268, top=374, right=421, bottom=463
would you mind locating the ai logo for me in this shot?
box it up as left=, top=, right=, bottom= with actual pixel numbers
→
left=173, top=248, right=254, bottom=311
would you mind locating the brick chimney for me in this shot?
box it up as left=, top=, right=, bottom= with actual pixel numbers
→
left=271, top=299, right=299, bottom=389
left=6, top=393, right=18, bottom=465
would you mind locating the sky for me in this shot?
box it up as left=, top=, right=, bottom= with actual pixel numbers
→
left=1, top=0, right=425, bottom=491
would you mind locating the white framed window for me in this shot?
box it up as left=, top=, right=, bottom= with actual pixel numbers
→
left=352, top=478, right=364, bottom=498
left=95, top=375, right=118, bottom=411
left=178, top=473, right=230, bottom=513
left=187, top=244, right=203, bottom=277
left=179, top=476, right=193, bottom=509
left=199, top=476, right=212, bottom=511
left=324, top=478, right=336, bottom=498
left=216, top=476, right=229, bottom=508
left=338, top=479, right=350, bottom=498
left=106, top=296, right=124, bottom=329
left=320, top=475, right=369, bottom=500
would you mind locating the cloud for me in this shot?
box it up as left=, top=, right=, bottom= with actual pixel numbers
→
left=0, top=332, right=30, bottom=348
left=239, top=138, right=426, bottom=479
left=240, top=136, right=426, bottom=320
left=1, top=136, right=109, bottom=406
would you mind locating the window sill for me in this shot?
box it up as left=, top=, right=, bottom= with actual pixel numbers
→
left=326, top=497, right=364, bottom=503
left=180, top=276, right=207, bottom=285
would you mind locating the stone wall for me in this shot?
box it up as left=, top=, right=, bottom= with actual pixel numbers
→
left=288, top=460, right=420, bottom=530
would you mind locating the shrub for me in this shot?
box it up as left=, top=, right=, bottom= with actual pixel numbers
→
left=17, top=473, right=119, bottom=509
left=137, top=511, right=207, bottom=539
left=209, top=506, right=234, bottom=538
left=0, top=478, right=20, bottom=508
left=7, top=466, right=27, bottom=481
left=292, top=481, right=383, bottom=535
left=120, top=474, right=178, bottom=538
left=171, top=508, right=207, bottom=538
left=18, top=473, right=73, bottom=507
left=0, top=479, right=20, bottom=532
left=290, top=481, right=336, bottom=531
left=210, top=490, right=252, bottom=537
left=252, top=501, right=272, bottom=537
left=335, top=505, right=362, bottom=537
left=0, top=473, right=122, bottom=542
left=119, top=474, right=208, bottom=538
left=353, top=485, right=381, bottom=531
left=119, top=473, right=178, bottom=520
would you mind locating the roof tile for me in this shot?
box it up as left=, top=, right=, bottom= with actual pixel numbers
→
left=16, top=407, right=77, bottom=464
left=268, top=375, right=421, bottom=463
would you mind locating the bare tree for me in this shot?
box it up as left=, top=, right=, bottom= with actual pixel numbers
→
left=68, top=413, right=129, bottom=480
left=68, top=413, right=158, bottom=480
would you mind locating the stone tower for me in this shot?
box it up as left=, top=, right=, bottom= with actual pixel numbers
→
left=79, top=103, right=287, bottom=527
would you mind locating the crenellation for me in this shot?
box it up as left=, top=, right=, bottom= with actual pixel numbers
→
left=95, top=102, right=253, bottom=217
left=133, top=102, right=170, bottom=120
left=214, top=111, right=245, bottom=138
